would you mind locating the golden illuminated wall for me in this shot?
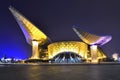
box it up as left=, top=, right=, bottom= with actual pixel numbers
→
left=9, top=6, right=48, bottom=59
left=48, top=41, right=88, bottom=59
left=86, top=46, right=106, bottom=62
left=90, top=45, right=98, bottom=62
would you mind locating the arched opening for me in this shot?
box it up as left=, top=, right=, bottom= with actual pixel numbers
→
left=53, top=52, right=83, bottom=63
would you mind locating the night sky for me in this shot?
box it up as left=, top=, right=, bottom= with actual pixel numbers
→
left=0, top=0, right=120, bottom=59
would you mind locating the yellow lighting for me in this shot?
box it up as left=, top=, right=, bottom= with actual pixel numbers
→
left=90, top=45, right=98, bottom=63
left=91, top=45, right=97, bottom=50
left=9, top=7, right=48, bottom=45
left=30, top=40, right=40, bottom=59
left=9, top=7, right=49, bottom=60
left=32, top=40, right=39, bottom=46
left=48, top=41, right=88, bottom=59
left=9, top=7, right=107, bottom=62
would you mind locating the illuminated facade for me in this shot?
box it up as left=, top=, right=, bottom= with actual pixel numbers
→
left=73, top=27, right=112, bottom=62
left=9, top=6, right=49, bottom=60
left=48, top=41, right=88, bottom=59
left=9, top=6, right=112, bottom=63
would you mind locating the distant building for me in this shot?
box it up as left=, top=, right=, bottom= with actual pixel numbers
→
left=9, top=6, right=112, bottom=63
left=112, top=53, right=119, bottom=61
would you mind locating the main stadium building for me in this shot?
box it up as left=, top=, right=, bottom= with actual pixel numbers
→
left=9, top=6, right=112, bottom=63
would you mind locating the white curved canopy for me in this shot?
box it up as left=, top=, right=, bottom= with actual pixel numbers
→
left=73, top=27, right=112, bottom=46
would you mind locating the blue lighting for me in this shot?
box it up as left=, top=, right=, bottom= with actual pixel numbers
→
left=0, top=43, right=30, bottom=59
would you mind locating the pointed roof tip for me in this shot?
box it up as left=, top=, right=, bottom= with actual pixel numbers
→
left=8, top=6, right=21, bottom=16
left=72, top=25, right=80, bottom=32
left=8, top=5, right=13, bottom=9
left=72, top=25, right=85, bottom=32
left=8, top=5, right=14, bottom=12
left=72, top=25, right=79, bottom=28
left=8, top=6, right=17, bottom=12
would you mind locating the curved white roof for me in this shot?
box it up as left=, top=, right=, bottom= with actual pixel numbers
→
left=73, top=27, right=112, bottom=46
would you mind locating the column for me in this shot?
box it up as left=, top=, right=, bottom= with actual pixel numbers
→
left=90, top=45, right=98, bottom=63
left=30, top=40, right=40, bottom=59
